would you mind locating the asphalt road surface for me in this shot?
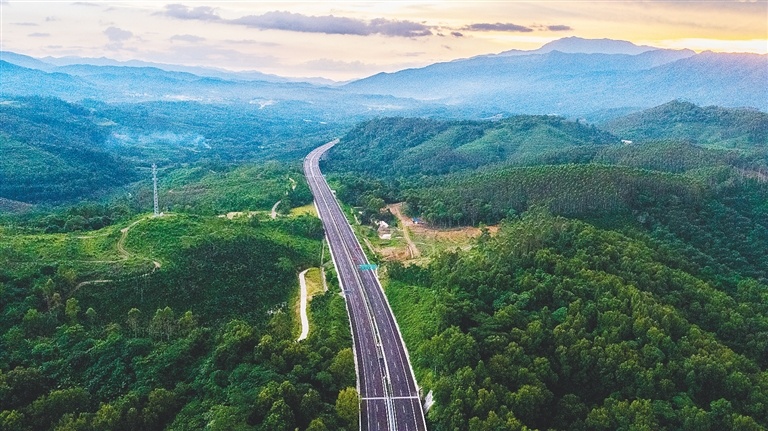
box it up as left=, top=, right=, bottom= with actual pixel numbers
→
left=304, top=141, right=427, bottom=431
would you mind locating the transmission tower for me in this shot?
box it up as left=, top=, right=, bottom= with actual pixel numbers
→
left=152, top=163, right=160, bottom=217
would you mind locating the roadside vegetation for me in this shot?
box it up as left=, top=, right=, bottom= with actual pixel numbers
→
left=326, top=105, right=768, bottom=430
left=0, top=163, right=356, bottom=431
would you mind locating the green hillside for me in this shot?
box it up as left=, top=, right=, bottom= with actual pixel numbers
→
left=0, top=168, right=357, bottom=430
left=325, top=116, right=618, bottom=177
left=404, top=164, right=704, bottom=225
left=321, top=110, right=768, bottom=430
left=132, top=161, right=313, bottom=217
left=601, top=100, right=768, bottom=149
left=593, top=141, right=743, bottom=173
left=0, top=95, right=339, bottom=207
left=386, top=211, right=768, bottom=430
left=0, top=97, right=138, bottom=203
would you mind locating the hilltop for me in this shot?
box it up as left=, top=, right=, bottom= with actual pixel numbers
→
left=602, top=100, right=768, bottom=148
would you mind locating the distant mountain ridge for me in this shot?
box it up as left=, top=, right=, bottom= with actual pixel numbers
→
left=0, top=50, right=336, bottom=85
left=494, top=36, right=662, bottom=56
left=345, top=48, right=767, bottom=117
left=2, top=38, right=766, bottom=118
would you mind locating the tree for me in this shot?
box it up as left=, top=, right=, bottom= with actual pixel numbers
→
left=335, top=387, right=359, bottom=429
left=65, top=298, right=80, bottom=324
left=306, top=417, right=329, bottom=431
left=92, top=403, right=120, bottom=431
left=150, top=307, right=175, bottom=340
left=299, top=389, right=323, bottom=424
left=143, top=388, right=179, bottom=429
left=27, top=387, right=90, bottom=430
left=127, top=308, right=141, bottom=337
left=262, top=399, right=295, bottom=431
left=85, top=307, right=97, bottom=326
left=329, top=348, right=355, bottom=390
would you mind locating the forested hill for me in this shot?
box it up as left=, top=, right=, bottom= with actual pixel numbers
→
left=388, top=211, right=768, bottom=430
left=601, top=100, right=768, bottom=148
left=324, top=116, right=618, bottom=177
left=0, top=97, right=137, bottom=204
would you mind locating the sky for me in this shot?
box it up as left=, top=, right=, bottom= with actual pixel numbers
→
left=1, top=1, right=766, bottom=81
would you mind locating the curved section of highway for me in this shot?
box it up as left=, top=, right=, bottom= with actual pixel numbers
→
left=305, top=140, right=427, bottom=431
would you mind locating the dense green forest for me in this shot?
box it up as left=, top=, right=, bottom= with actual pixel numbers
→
left=0, top=165, right=357, bottom=430
left=402, top=165, right=768, bottom=280
left=387, top=210, right=768, bottom=430
left=323, top=106, right=768, bottom=430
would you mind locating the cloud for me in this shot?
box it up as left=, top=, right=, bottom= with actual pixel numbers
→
left=451, top=31, right=464, bottom=38
left=170, top=34, right=206, bottom=43
left=232, top=11, right=432, bottom=37
left=45, top=16, right=58, bottom=22
left=162, top=4, right=221, bottom=21
left=104, top=26, right=133, bottom=42
left=464, top=22, right=533, bottom=33
left=13, top=22, right=38, bottom=26
left=164, top=6, right=431, bottom=37
left=28, top=32, right=50, bottom=38
left=72, top=2, right=100, bottom=6
left=368, top=17, right=432, bottom=37
left=546, top=25, right=573, bottom=32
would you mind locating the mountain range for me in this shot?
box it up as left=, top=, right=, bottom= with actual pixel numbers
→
left=1, top=37, right=766, bottom=119
left=345, top=49, right=766, bottom=117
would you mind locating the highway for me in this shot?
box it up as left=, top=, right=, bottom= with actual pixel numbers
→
left=304, top=140, right=427, bottom=431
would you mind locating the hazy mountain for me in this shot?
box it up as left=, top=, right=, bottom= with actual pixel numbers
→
left=494, top=37, right=661, bottom=57
left=0, top=59, right=428, bottom=118
left=534, top=36, right=657, bottom=55
left=602, top=100, right=768, bottom=148
left=345, top=49, right=767, bottom=117
left=0, top=60, right=101, bottom=100
left=37, top=53, right=336, bottom=85
left=2, top=40, right=765, bottom=119
left=0, top=51, right=56, bottom=71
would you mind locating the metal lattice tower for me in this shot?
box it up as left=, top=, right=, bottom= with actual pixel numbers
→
left=152, top=163, right=159, bottom=217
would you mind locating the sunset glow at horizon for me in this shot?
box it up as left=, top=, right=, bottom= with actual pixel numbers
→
left=1, top=1, right=766, bottom=80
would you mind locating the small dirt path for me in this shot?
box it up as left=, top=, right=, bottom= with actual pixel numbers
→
left=389, top=203, right=421, bottom=258
left=118, top=217, right=162, bottom=268
left=73, top=216, right=162, bottom=293
left=297, top=269, right=310, bottom=341
left=74, top=279, right=112, bottom=290
left=271, top=200, right=281, bottom=219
